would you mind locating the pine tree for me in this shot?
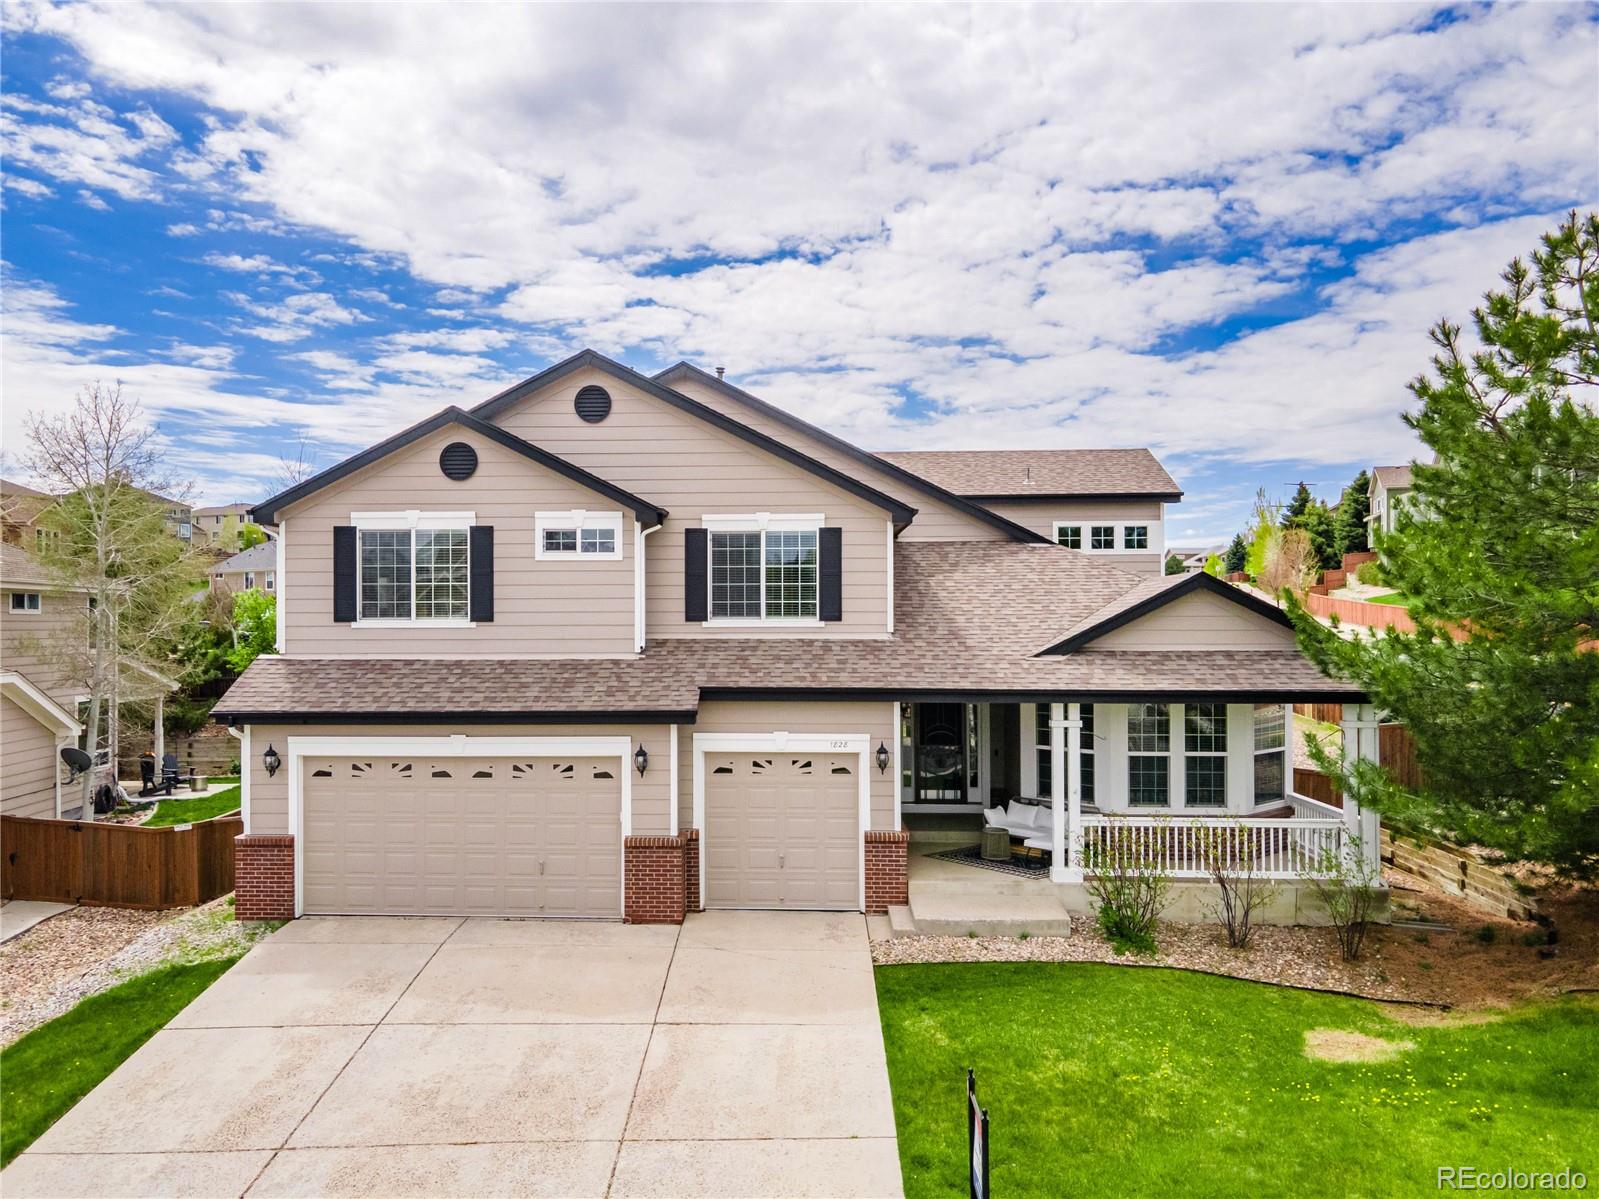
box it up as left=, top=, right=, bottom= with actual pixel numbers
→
left=1289, top=211, right=1599, bottom=879
left=1223, top=533, right=1247, bottom=574
left=1281, top=482, right=1313, bottom=527
left=1332, top=469, right=1371, bottom=557
left=1294, top=500, right=1340, bottom=572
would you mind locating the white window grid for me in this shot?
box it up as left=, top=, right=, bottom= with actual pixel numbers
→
left=708, top=527, right=819, bottom=621
left=1127, top=702, right=1170, bottom=807
left=535, top=510, right=622, bottom=561
left=1184, top=702, right=1227, bottom=807
left=359, top=528, right=468, bottom=621
left=1253, top=703, right=1288, bottom=805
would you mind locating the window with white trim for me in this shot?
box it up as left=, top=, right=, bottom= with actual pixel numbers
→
left=359, top=527, right=468, bottom=620
left=9, top=592, right=41, bottom=613
left=1253, top=704, right=1287, bottom=804
left=265, top=571, right=276, bottom=592
left=1090, top=525, right=1116, bottom=551
left=1127, top=702, right=1170, bottom=806
left=1055, top=525, right=1082, bottom=550
left=703, top=515, right=821, bottom=622
left=243, top=571, right=255, bottom=589
left=535, top=511, right=621, bottom=561
left=1124, top=526, right=1149, bottom=550
left=1184, top=703, right=1227, bottom=807
left=1035, top=703, right=1094, bottom=803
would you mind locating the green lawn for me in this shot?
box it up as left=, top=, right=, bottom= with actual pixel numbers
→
left=142, top=784, right=241, bottom=827
left=877, top=963, right=1598, bottom=1198
left=1365, top=591, right=1410, bottom=605
left=0, top=957, right=242, bottom=1166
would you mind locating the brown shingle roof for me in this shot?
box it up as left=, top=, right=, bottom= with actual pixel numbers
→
left=876, top=449, right=1180, bottom=499
left=0, top=542, right=60, bottom=589
left=214, top=542, right=1357, bottom=721
left=1372, top=465, right=1414, bottom=490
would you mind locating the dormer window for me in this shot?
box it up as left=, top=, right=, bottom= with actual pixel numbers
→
left=536, top=511, right=622, bottom=561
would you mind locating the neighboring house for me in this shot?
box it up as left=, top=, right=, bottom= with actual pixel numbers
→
left=214, top=348, right=1378, bottom=925
left=211, top=541, right=278, bottom=594
left=0, top=543, right=83, bottom=818
left=152, top=491, right=194, bottom=543
left=1368, top=465, right=1414, bottom=538
left=875, top=449, right=1180, bottom=574
left=0, top=477, right=56, bottom=551
left=193, top=502, right=255, bottom=550
left=1171, top=545, right=1225, bottom=574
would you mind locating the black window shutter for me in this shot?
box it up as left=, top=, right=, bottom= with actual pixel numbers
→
left=332, top=525, right=357, bottom=623
left=469, top=526, right=494, bottom=622
left=819, top=526, right=843, bottom=622
left=684, top=527, right=708, bottom=622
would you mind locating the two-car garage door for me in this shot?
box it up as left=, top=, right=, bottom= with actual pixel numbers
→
left=301, top=755, right=621, bottom=917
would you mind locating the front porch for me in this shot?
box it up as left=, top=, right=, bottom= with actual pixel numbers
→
left=890, top=699, right=1386, bottom=932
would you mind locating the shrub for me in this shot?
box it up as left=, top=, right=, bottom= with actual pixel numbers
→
left=1195, top=821, right=1278, bottom=949
left=1355, top=560, right=1383, bottom=586
left=1085, top=824, right=1170, bottom=955
left=1299, top=836, right=1384, bottom=961
left=1475, top=924, right=1498, bottom=944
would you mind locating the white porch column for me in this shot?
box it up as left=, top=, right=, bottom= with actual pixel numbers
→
left=1049, top=702, right=1084, bottom=884
left=1339, top=702, right=1383, bottom=874
left=153, top=693, right=165, bottom=763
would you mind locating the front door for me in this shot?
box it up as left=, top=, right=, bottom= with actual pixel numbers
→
left=914, top=702, right=968, bottom=803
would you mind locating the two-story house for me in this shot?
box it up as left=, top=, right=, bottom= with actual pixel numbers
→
left=1367, top=464, right=1416, bottom=539
left=216, top=350, right=1379, bottom=925
left=0, top=543, right=84, bottom=819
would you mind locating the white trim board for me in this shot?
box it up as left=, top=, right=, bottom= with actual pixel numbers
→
left=691, top=731, right=871, bottom=913
left=284, top=734, right=634, bottom=919
left=0, top=671, right=82, bottom=736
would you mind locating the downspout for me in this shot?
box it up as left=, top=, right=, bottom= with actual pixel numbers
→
left=636, top=521, right=662, bottom=653
left=227, top=724, right=250, bottom=833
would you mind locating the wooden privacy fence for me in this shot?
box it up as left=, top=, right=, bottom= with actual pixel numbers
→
left=1, top=813, right=241, bottom=909
left=1294, top=702, right=1344, bottom=726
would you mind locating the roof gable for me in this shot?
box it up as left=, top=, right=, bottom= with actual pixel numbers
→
left=472, top=350, right=917, bottom=524
left=1038, top=571, right=1295, bottom=655
left=653, top=362, right=1046, bottom=543
left=252, top=406, right=667, bottom=526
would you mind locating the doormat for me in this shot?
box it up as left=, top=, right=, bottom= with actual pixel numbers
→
left=928, top=843, right=1051, bottom=879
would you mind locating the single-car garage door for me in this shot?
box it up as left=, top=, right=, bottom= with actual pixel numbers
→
left=302, top=755, right=622, bottom=917
left=703, top=751, right=860, bottom=910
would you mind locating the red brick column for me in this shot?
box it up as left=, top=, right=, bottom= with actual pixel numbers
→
left=864, top=829, right=910, bottom=914
left=682, top=828, right=700, bottom=913
left=234, top=834, right=294, bottom=921
left=624, top=835, right=687, bottom=924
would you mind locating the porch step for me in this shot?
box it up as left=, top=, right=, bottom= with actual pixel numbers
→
left=905, top=892, right=1073, bottom=938
left=886, top=905, right=918, bottom=938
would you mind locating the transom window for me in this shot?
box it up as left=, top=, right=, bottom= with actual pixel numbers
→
left=1253, top=704, right=1287, bottom=805
left=1090, top=525, right=1116, bottom=550
left=1127, top=702, right=1170, bottom=807
left=1056, top=525, right=1082, bottom=550
left=709, top=528, right=818, bottom=620
left=536, top=510, right=622, bottom=560
left=9, top=592, right=41, bottom=612
left=359, top=528, right=468, bottom=620
left=1184, top=703, right=1227, bottom=807
left=1124, top=526, right=1149, bottom=550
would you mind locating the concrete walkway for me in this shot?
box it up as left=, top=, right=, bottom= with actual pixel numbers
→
left=0, top=901, right=73, bottom=943
left=1, top=911, right=903, bottom=1198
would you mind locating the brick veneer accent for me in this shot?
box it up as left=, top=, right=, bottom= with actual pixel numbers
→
left=682, top=828, right=700, bottom=913
left=624, top=834, right=687, bottom=924
left=234, top=834, right=295, bottom=921
left=864, top=829, right=910, bottom=914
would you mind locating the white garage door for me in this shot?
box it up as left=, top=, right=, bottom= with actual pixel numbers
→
left=301, top=755, right=622, bottom=917
left=703, top=751, right=860, bottom=910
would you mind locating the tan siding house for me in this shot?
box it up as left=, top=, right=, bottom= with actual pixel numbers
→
left=0, top=546, right=84, bottom=818
left=218, top=349, right=1373, bottom=929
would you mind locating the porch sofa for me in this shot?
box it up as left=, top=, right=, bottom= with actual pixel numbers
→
left=983, top=800, right=1056, bottom=857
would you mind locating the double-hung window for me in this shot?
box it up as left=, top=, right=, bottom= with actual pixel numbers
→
left=1035, top=703, right=1094, bottom=803
left=1127, top=703, right=1170, bottom=806
left=1184, top=703, right=1227, bottom=807
left=1253, top=704, right=1287, bottom=804
left=536, top=511, right=621, bottom=561
left=355, top=512, right=471, bottom=623
left=705, top=515, right=819, bottom=622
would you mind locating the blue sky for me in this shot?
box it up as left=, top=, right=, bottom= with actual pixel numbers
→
left=2, top=2, right=1595, bottom=545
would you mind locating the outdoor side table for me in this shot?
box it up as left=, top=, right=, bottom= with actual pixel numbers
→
left=981, top=826, right=1011, bottom=861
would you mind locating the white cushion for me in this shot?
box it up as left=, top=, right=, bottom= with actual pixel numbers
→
left=983, top=806, right=1008, bottom=829
left=1034, top=806, right=1055, bottom=832
left=1011, top=804, right=1040, bottom=831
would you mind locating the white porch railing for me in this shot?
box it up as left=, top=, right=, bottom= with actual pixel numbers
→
left=1079, top=814, right=1345, bottom=880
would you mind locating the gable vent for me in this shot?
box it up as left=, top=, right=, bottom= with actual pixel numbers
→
left=439, top=441, right=479, bottom=481
left=574, top=385, right=612, bottom=423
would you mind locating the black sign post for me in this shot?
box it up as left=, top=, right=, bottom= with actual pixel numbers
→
left=968, top=1068, right=990, bottom=1199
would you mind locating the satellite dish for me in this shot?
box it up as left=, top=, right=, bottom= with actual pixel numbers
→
left=60, top=746, right=93, bottom=780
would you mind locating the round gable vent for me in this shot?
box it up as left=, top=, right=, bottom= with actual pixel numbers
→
left=439, top=441, right=478, bottom=481
left=574, top=385, right=612, bottom=423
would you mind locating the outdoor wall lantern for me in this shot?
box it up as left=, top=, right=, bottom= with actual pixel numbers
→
left=875, top=741, right=891, bottom=774
left=634, top=745, right=649, bottom=776
left=262, top=743, right=282, bottom=778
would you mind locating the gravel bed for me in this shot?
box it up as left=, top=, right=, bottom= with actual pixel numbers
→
left=872, top=921, right=1426, bottom=1004
left=0, top=898, right=274, bottom=1047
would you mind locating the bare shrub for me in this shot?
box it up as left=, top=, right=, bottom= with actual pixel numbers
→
left=1196, top=821, right=1278, bottom=949
left=1084, top=821, right=1170, bottom=955
left=1300, top=835, right=1384, bottom=961
left=1259, top=526, right=1318, bottom=594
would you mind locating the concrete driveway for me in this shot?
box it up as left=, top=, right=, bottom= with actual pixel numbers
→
left=2, top=911, right=903, bottom=1199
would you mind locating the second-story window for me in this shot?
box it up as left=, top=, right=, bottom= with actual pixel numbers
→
left=1124, top=526, right=1149, bottom=550
left=536, top=511, right=622, bottom=561
left=1090, top=525, right=1116, bottom=550
left=1055, top=525, right=1082, bottom=549
left=359, top=527, right=468, bottom=620
left=707, top=523, right=819, bottom=621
